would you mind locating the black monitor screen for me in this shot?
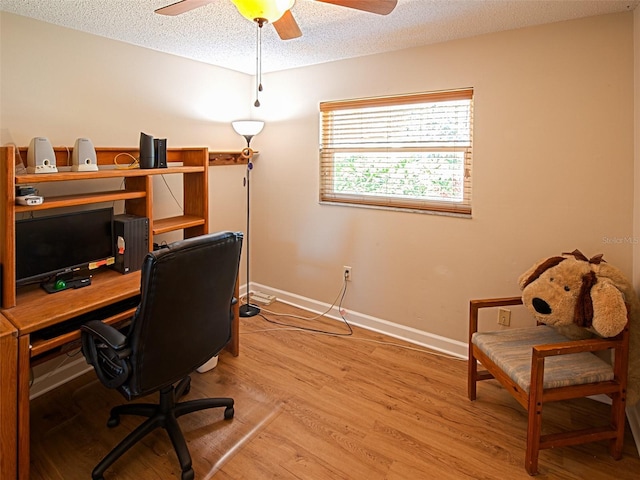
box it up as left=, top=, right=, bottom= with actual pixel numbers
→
left=16, top=207, right=114, bottom=286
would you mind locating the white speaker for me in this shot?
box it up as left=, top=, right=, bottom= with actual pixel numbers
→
left=71, top=138, right=98, bottom=172
left=27, top=137, right=58, bottom=174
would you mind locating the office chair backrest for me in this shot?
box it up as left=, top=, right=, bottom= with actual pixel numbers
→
left=125, top=231, right=242, bottom=397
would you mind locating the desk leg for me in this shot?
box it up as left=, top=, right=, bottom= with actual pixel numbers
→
left=0, top=322, right=18, bottom=479
left=16, top=335, right=30, bottom=480
left=226, top=276, right=240, bottom=356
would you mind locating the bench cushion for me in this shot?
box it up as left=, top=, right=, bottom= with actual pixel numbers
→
left=472, top=326, right=614, bottom=393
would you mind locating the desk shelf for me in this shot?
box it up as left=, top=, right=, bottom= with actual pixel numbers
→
left=153, top=215, right=206, bottom=235
left=15, top=190, right=147, bottom=213
left=0, top=145, right=241, bottom=480
left=15, top=165, right=204, bottom=184
left=1, top=145, right=209, bottom=309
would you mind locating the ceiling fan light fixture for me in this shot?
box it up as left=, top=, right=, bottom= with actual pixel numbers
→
left=230, top=0, right=295, bottom=24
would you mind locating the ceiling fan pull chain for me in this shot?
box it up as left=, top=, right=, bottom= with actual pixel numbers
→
left=254, top=20, right=263, bottom=107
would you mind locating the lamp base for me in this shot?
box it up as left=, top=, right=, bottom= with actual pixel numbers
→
left=239, top=303, right=261, bottom=317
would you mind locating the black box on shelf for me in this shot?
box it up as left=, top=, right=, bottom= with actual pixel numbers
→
left=113, top=214, right=149, bottom=274
left=154, top=138, right=167, bottom=168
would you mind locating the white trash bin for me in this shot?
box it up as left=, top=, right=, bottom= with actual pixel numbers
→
left=196, top=355, right=219, bottom=373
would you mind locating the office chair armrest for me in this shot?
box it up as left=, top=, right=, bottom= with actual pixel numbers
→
left=81, top=320, right=131, bottom=389
left=81, top=319, right=128, bottom=351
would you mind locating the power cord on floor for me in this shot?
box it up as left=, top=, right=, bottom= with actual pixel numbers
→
left=243, top=276, right=353, bottom=336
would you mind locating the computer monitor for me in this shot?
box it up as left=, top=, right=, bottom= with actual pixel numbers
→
left=15, top=207, right=115, bottom=290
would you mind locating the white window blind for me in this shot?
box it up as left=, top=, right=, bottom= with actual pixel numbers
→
left=319, top=88, right=473, bottom=215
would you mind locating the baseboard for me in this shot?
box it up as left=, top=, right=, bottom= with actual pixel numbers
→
left=29, top=355, right=92, bottom=400
left=249, top=282, right=468, bottom=359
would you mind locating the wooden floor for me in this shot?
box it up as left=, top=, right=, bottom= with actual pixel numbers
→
left=30, top=301, right=640, bottom=479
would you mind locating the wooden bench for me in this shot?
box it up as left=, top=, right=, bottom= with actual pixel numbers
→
left=467, top=297, right=629, bottom=475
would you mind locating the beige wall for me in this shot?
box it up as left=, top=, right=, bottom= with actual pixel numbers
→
left=1, top=11, right=636, bottom=346
left=253, top=12, right=635, bottom=342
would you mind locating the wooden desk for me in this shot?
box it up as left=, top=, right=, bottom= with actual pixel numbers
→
left=0, top=268, right=239, bottom=479
left=0, top=314, right=18, bottom=479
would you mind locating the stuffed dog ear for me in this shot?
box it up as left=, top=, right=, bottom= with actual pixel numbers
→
left=518, top=256, right=565, bottom=290
left=574, top=271, right=596, bottom=328
left=589, top=279, right=627, bottom=337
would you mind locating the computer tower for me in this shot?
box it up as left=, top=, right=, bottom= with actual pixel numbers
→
left=113, top=214, right=149, bottom=274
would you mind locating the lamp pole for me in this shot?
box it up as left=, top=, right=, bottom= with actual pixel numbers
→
left=232, top=120, right=264, bottom=318
left=240, top=140, right=259, bottom=317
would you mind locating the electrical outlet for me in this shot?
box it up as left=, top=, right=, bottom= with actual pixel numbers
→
left=343, top=266, right=352, bottom=281
left=498, top=308, right=511, bottom=326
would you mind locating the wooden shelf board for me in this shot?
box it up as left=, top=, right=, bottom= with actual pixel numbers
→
left=209, top=151, right=259, bottom=166
left=14, top=190, right=146, bottom=213
left=15, top=166, right=203, bottom=184
left=152, top=215, right=205, bottom=235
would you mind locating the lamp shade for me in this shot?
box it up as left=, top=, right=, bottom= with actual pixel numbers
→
left=230, top=0, right=295, bottom=23
left=232, top=120, right=265, bottom=137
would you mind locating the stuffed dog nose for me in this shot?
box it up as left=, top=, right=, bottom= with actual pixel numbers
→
left=532, top=297, right=552, bottom=314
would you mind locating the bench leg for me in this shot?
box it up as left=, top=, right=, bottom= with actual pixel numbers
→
left=610, top=392, right=626, bottom=459
left=526, top=355, right=545, bottom=476
left=525, top=396, right=542, bottom=475
left=468, top=350, right=478, bottom=401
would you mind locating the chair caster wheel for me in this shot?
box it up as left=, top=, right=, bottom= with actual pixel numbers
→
left=181, top=467, right=195, bottom=480
left=224, top=406, right=234, bottom=420
left=107, top=415, right=120, bottom=428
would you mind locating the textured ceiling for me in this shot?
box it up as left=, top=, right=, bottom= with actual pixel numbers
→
left=1, top=0, right=638, bottom=74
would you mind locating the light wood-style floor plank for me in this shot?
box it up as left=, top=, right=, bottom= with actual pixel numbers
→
left=30, top=301, right=640, bottom=479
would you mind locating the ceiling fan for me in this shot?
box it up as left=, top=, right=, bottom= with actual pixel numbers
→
left=155, top=0, right=398, bottom=40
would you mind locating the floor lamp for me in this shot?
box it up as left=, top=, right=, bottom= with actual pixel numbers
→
left=232, top=120, right=264, bottom=317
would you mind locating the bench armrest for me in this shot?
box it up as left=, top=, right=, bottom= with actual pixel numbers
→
left=532, top=336, right=622, bottom=358
left=469, top=297, right=523, bottom=338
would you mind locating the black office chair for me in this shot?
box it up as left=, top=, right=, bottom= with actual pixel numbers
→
left=81, top=231, right=243, bottom=480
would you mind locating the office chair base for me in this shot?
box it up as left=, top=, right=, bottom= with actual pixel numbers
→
left=239, top=303, right=260, bottom=317
left=91, top=378, right=234, bottom=480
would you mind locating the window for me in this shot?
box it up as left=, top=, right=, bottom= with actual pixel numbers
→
left=319, top=88, right=473, bottom=216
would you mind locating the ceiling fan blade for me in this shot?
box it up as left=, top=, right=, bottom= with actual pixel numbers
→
left=316, top=0, right=397, bottom=15
left=273, top=10, right=302, bottom=40
left=155, top=0, right=215, bottom=16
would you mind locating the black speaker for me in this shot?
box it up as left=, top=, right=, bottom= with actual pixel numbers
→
left=113, top=214, right=149, bottom=274
left=139, top=132, right=155, bottom=169
left=154, top=138, right=167, bottom=168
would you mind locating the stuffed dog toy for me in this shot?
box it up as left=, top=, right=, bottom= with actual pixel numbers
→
left=518, top=249, right=640, bottom=406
